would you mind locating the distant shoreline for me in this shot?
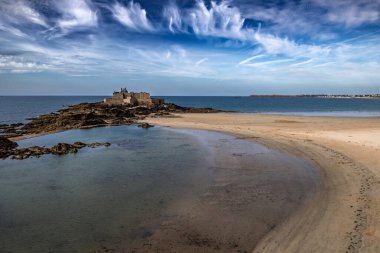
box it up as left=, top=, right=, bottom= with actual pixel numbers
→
left=250, top=94, right=380, bottom=99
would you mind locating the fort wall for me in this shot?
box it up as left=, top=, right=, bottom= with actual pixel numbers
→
left=103, top=88, right=163, bottom=107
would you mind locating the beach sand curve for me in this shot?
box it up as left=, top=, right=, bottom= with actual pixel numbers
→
left=144, top=113, right=380, bottom=253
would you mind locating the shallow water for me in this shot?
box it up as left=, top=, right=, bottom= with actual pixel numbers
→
left=0, top=126, right=319, bottom=252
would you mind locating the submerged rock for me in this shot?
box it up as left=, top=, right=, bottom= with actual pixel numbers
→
left=0, top=141, right=112, bottom=160
left=138, top=123, right=154, bottom=129
left=12, top=146, right=50, bottom=160
left=87, top=142, right=111, bottom=147
left=50, top=143, right=79, bottom=155
left=73, top=141, right=87, bottom=148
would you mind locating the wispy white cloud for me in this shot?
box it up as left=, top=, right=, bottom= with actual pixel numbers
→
left=326, top=6, right=379, bottom=27
left=18, top=2, right=48, bottom=27
left=0, top=24, right=28, bottom=38
left=243, top=5, right=318, bottom=37
left=0, top=56, right=52, bottom=73
left=310, top=0, right=380, bottom=27
left=195, top=57, right=208, bottom=67
left=290, top=59, right=313, bottom=67
left=0, top=0, right=379, bottom=93
left=254, top=32, right=332, bottom=58
left=56, top=0, right=98, bottom=30
left=0, top=0, right=48, bottom=39
left=0, top=0, right=48, bottom=27
left=238, top=54, right=265, bottom=66
left=171, top=45, right=187, bottom=58
left=163, top=0, right=248, bottom=40
left=163, top=3, right=182, bottom=33
left=188, top=0, right=245, bottom=39
left=165, top=51, right=172, bottom=60
left=111, top=1, right=154, bottom=32
left=159, top=0, right=333, bottom=61
left=243, top=58, right=295, bottom=68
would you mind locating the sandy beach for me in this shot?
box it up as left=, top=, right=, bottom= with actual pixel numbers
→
left=144, top=113, right=380, bottom=253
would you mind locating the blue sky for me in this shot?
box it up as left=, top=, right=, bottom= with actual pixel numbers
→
left=0, top=0, right=379, bottom=95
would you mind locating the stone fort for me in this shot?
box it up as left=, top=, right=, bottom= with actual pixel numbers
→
left=104, top=88, right=163, bottom=107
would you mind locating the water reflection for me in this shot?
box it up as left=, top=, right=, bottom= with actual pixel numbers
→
left=0, top=126, right=319, bottom=253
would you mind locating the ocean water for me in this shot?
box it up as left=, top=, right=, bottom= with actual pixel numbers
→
left=0, top=125, right=319, bottom=252
left=162, top=96, right=380, bottom=116
left=1, top=96, right=379, bottom=124
left=0, top=96, right=104, bottom=124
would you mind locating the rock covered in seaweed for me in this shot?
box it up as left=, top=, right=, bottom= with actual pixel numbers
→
left=0, top=101, right=222, bottom=139
left=138, top=123, right=154, bottom=129
left=0, top=140, right=111, bottom=160
left=0, top=137, right=19, bottom=158
left=0, top=136, right=18, bottom=150
left=50, top=143, right=79, bottom=155
left=0, top=98, right=222, bottom=160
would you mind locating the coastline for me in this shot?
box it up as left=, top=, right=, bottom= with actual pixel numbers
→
left=3, top=109, right=380, bottom=251
left=144, top=113, right=380, bottom=252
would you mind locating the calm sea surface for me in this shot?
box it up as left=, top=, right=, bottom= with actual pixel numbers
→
left=0, top=96, right=103, bottom=124
left=1, top=96, right=379, bottom=124
left=161, top=96, right=380, bottom=117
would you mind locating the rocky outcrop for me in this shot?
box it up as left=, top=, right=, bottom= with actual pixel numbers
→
left=138, top=123, right=154, bottom=129
left=0, top=137, right=111, bottom=160
left=0, top=101, right=222, bottom=160
left=0, top=136, right=18, bottom=149
left=0, top=137, right=19, bottom=158
left=0, top=102, right=222, bottom=139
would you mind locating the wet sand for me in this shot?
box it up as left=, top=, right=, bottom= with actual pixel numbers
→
left=124, top=129, right=318, bottom=252
left=144, top=113, right=380, bottom=252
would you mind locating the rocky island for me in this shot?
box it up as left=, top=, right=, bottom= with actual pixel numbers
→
left=0, top=88, right=221, bottom=160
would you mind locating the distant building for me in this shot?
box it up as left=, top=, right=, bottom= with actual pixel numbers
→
left=103, top=88, right=164, bottom=106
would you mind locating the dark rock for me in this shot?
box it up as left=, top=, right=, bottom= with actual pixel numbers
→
left=11, top=146, right=50, bottom=159
left=87, top=142, right=111, bottom=148
left=8, top=101, right=221, bottom=140
left=10, top=123, right=23, bottom=127
left=110, top=118, right=133, bottom=125
left=80, top=118, right=107, bottom=127
left=1, top=133, right=22, bottom=139
left=50, top=143, right=78, bottom=155
left=1, top=100, right=222, bottom=160
left=73, top=142, right=87, bottom=148
left=28, top=146, right=49, bottom=153
left=0, top=137, right=18, bottom=150
left=8, top=141, right=111, bottom=160
left=138, top=123, right=154, bottom=129
left=2, top=128, right=18, bottom=133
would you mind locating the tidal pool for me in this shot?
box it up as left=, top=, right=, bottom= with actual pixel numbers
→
left=0, top=126, right=319, bottom=253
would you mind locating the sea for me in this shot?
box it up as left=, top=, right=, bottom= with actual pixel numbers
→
left=0, top=96, right=379, bottom=124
